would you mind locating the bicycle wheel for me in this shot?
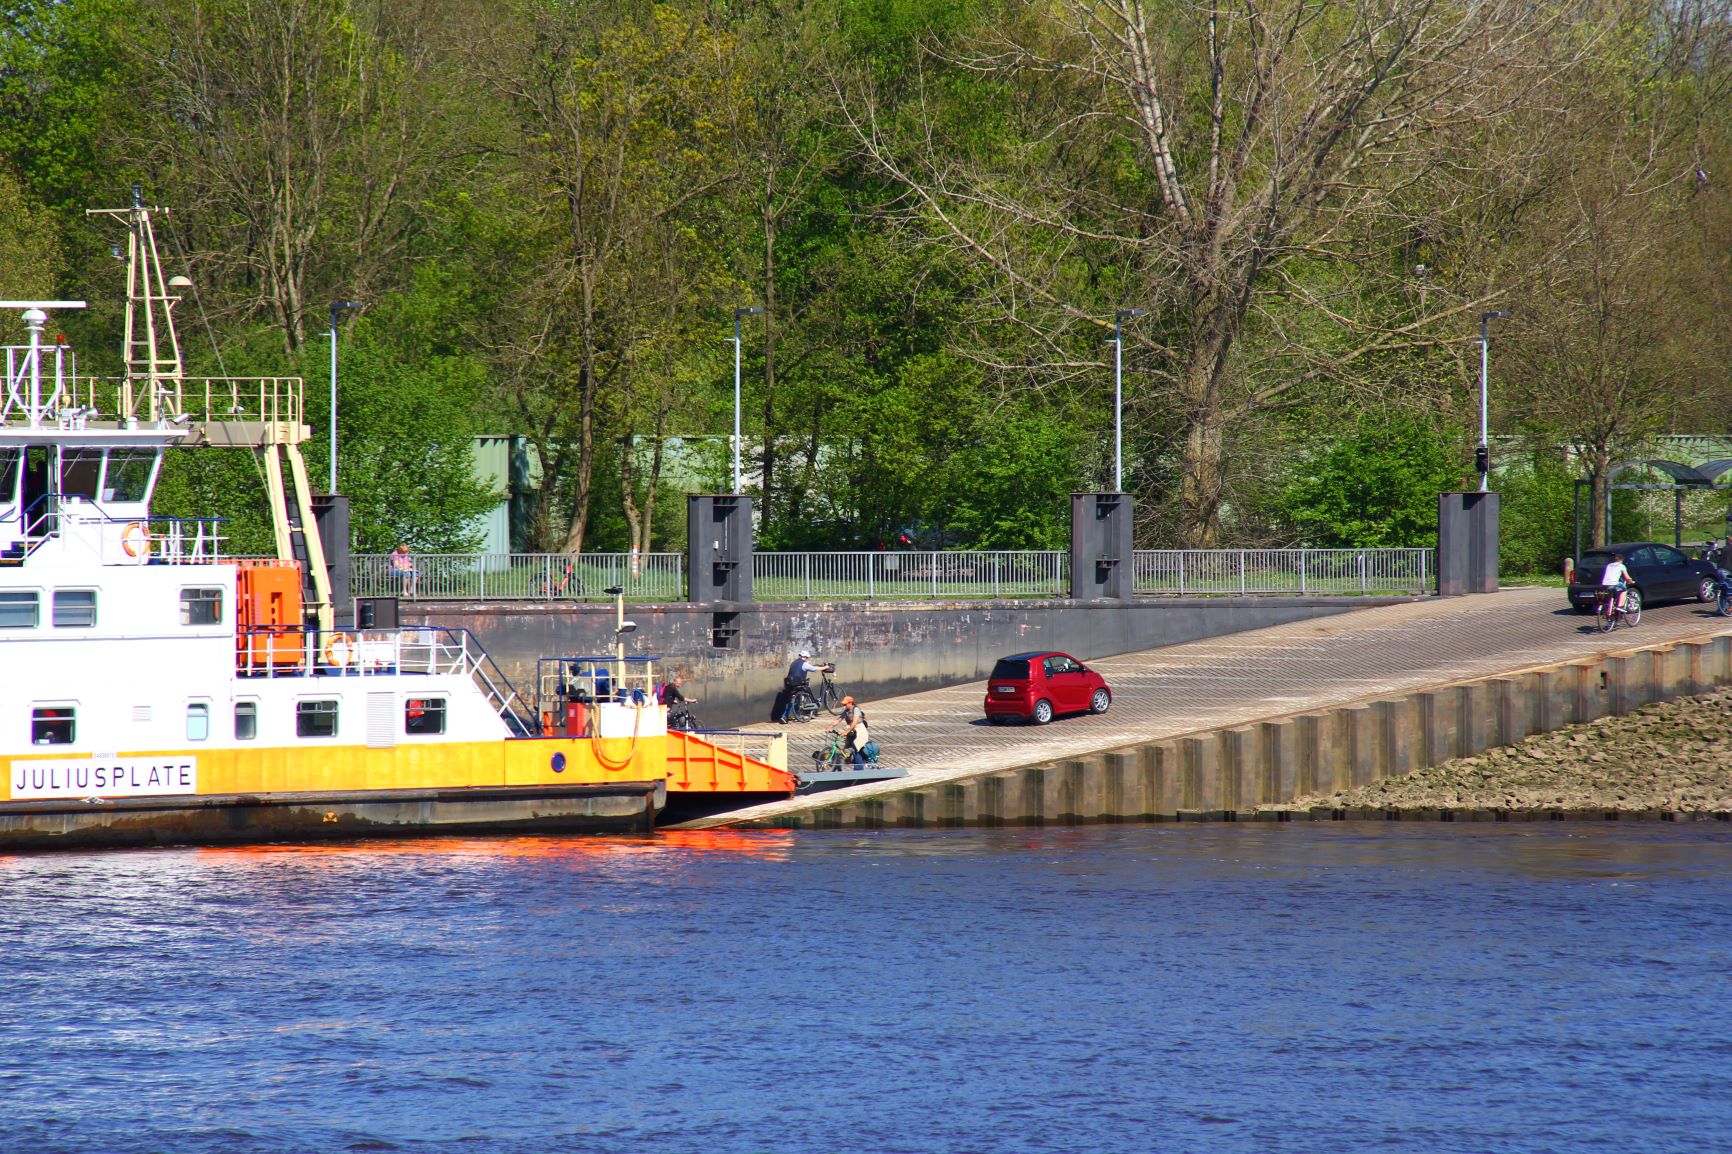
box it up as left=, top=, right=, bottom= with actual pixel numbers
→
left=793, top=690, right=819, bottom=722
left=1718, top=589, right=1732, bottom=617
left=824, top=684, right=845, bottom=716
left=1596, top=600, right=1615, bottom=632
left=1623, top=593, right=1641, bottom=628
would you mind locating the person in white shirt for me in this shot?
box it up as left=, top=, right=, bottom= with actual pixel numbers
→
left=1601, top=553, right=1632, bottom=611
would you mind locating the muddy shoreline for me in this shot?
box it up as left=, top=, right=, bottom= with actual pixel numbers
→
left=1261, top=685, right=1732, bottom=818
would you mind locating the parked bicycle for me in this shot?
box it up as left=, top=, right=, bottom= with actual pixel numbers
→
left=1592, top=585, right=1642, bottom=632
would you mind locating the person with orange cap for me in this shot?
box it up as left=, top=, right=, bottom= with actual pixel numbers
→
left=830, top=695, right=870, bottom=769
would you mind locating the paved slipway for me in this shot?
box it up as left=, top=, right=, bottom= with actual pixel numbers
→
left=677, top=586, right=1732, bottom=828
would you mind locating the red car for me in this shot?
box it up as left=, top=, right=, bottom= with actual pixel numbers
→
left=983, top=651, right=1112, bottom=725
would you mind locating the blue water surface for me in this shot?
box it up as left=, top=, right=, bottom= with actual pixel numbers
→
left=2, top=823, right=1730, bottom=1154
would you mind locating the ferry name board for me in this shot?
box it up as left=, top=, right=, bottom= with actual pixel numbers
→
left=10, top=758, right=198, bottom=800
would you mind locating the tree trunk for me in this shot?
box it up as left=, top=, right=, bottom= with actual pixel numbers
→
left=760, top=190, right=778, bottom=529
left=562, top=358, right=597, bottom=554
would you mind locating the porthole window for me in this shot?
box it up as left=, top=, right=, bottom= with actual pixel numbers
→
left=180, top=587, right=223, bottom=625
left=53, top=589, right=97, bottom=627
left=235, top=700, right=258, bottom=741
left=31, top=706, right=75, bottom=746
left=296, top=699, right=339, bottom=738
left=404, top=698, right=447, bottom=736
left=186, top=702, right=210, bottom=741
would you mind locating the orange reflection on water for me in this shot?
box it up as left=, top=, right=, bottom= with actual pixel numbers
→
left=189, top=827, right=798, bottom=867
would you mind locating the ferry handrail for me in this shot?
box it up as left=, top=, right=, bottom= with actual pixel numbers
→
left=234, top=623, right=536, bottom=736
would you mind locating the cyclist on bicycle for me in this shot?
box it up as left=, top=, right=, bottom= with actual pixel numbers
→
left=1600, top=552, right=1632, bottom=612
left=778, top=650, right=827, bottom=723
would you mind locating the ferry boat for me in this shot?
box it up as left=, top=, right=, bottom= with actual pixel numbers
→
left=0, top=194, right=795, bottom=851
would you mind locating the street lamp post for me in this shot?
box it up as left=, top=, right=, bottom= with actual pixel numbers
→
left=1479, top=309, right=1512, bottom=492
left=1109, top=309, right=1146, bottom=493
left=328, top=299, right=363, bottom=492
left=729, top=306, right=765, bottom=493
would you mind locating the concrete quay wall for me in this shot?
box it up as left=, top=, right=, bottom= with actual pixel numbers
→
left=740, top=633, right=1732, bottom=829
left=404, top=596, right=1409, bottom=729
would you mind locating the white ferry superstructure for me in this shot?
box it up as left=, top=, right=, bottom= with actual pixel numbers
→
left=0, top=194, right=793, bottom=850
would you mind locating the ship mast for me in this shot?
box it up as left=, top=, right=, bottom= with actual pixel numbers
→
left=85, top=184, right=190, bottom=424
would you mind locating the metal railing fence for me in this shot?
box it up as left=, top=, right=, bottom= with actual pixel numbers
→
left=350, top=547, right=1431, bottom=600
left=352, top=552, right=685, bottom=601
left=1132, top=548, right=1432, bottom=596
left=753, top=550, right=1068, bottom=600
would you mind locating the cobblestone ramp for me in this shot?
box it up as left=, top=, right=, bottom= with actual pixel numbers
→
left=675, top=588, right=1732, bottom=828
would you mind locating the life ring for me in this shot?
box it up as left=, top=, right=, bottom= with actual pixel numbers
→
left=323, top=633, right=355, bottom=668
left=121, top=521, right=149, bottom=558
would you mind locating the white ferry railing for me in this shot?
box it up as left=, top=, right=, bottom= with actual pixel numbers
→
left=688, top=727, right=790, bottom=774
left=753, top=551, right=1068, bottom=599
left=352, top=552, right=685, bottom=601
left=236, top=625, right=533, bottom=732
left=1132, top=548, right=1433, bottom=596
left=0, top=358, right=303, bottom=430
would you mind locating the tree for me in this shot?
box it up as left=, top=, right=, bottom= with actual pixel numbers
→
left=1499, top=3, right=1731, bottom=547
left=1274, top=410, right=1461, bottom=548
left=125, top=0, right=463, bottom=351
left=843, top=0, right=1548, bottom=546
left=473, top=1, right=742, bottom=554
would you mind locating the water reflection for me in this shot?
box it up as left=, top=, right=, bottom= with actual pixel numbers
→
left=2, top=824, right=1728, bottom=1154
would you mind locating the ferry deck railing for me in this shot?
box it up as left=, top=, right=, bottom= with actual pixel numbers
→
left=236, top=624, right=532, bottom=734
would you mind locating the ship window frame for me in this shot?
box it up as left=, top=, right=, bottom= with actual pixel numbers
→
left=186, top=701, right=211, bottom=742
left=296, top=698, right=339, bottom=739
left=101, top=449, right=160, bottom=503
left=234, top=699, right=258, bottom=741
left=60, top=448, right=103, bottom=501
left=0, top=589, right=40, bottom=629
left=0, top=448, right=19, bottom=504
left=31, top=705, right=76, bottom=746
left=404, top=697, right=447, bottom=736
left=179, top=586, right=224, bottom=626
left=52, top=588, right=98, bottom=628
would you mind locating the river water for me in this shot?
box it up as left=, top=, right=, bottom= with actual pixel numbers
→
left=2, top=824, right=1729, bottom=1154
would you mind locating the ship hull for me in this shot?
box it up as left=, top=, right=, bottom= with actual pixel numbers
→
left=0, top=780, right=664, bottom=851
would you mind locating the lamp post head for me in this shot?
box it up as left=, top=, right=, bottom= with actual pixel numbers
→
left=331, top=300, right=363, bottom=328
left=603, top=585, right=624, bottom=596
left=735, top=306, right=765, bottom=319
left=1116, top=308, right=1147, bottom=321
left=1483, top=310, right=1512, bottom=322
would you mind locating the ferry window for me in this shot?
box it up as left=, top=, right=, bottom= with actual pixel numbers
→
left=180, top=587, right=223, bottom=625
left=0, top=449, right=18, bottom=502
left=52, top=589, right=97, bottom=627
left=31, top=707, right=75, bottom=746
left=60, top=449, right=103, bottom=500
left=296, top=699, right=339, bottom=738
left=235, top=701, right=258, bottom=741
left=404, top=698, right=447, bottom=735
left=186, top=702, right=210, bottom=741
left=0, top=590, right=40, bottom=629
left=102, top=450, right=159, bottom=503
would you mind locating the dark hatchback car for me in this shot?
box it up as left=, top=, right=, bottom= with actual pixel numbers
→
left=1566, top=541, right=1720, bottom=613
left=984, top=651, right=1112, bottom=725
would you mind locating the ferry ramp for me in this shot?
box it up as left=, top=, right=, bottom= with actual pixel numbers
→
left=673, top=587, right=1732, bottom=828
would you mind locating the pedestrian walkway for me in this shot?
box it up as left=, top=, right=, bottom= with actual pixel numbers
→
left=675, top=587, right=1732, bottom=828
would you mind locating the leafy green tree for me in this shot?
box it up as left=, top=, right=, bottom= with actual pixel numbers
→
left=1275, top=412, right=1464, bottom=549
left=1495, top=450, right=1580, bottom=577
